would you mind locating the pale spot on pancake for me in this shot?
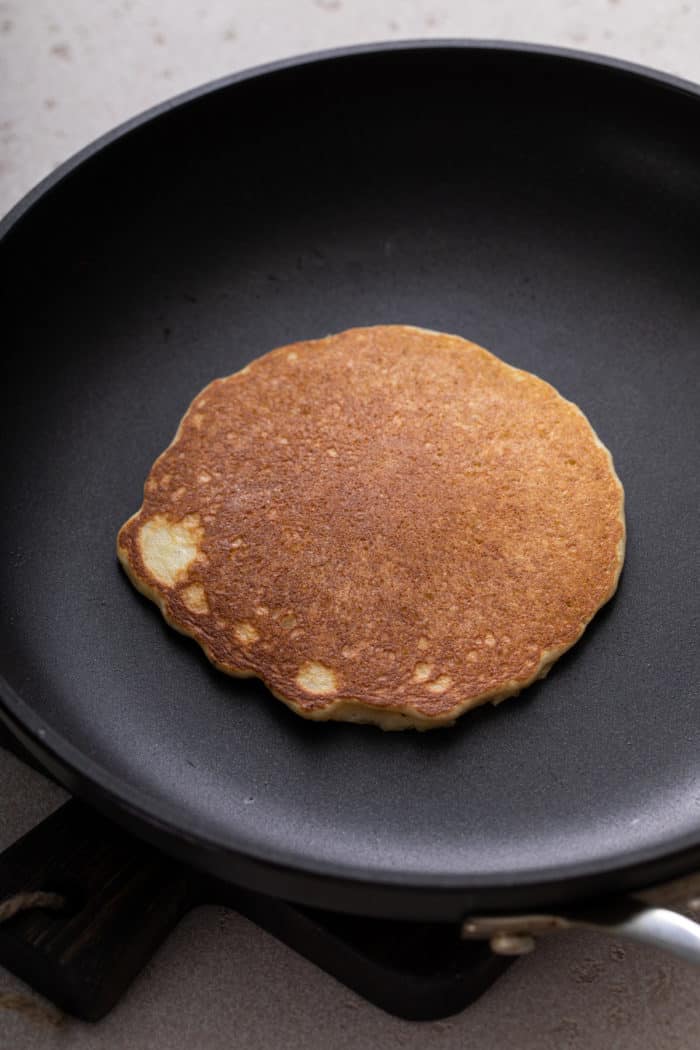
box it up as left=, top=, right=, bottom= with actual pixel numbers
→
left=197, top=398, right=207, bottom=408
left=484, top=632, right=496, bottom=647
left=278, top=436, right=289, bottom=445
left=172, top=486, right=186, bottom=501
left=234, top=622, right=260, bottom=646
left=139, top=514, right=204, bottom=587
left=280, top=612, right=297, bottom=630
left=160, top=474, right=172, bottom=489
left=198, top=471, right=211, bottom=484
left=191, top=412, right=204, bottom=428
left=427, top=674, right=452, bottom=694
left=255, top=605, right=269, bottom=617
left=290, top=628, right=304, bottom=640
left=146, top=478, right=158, bottom=494
left=229, top=537, right=246, bottom=559
left=412, top=662, right=433, bottom=683
left=327, top=448, right=338, bottom=457
left=296, top=661, right=337, bottom=695
left=181, top=583, right=209, bottom=614
left=287, top=351, right=298, bottom=362
left=417, top=637, right=430, bottom=652
left=466, top=650, right=478, bottom=663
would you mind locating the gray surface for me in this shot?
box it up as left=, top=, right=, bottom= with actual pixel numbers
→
left=2, top=1, right=700, bottom=1046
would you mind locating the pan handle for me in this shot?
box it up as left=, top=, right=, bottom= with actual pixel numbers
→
left=462, top=873, right=700, bottom=967
left=594, top=903, right=700, bottom=966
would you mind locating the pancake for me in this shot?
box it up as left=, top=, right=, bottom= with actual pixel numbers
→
left=117, top=325, right=625, bottom=730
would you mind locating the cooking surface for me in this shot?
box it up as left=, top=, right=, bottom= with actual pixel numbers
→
left=2, top=2, right=700, bottom=1047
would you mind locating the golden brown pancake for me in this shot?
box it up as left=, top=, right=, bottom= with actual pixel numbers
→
left=117, top=325, right=625, bottom=730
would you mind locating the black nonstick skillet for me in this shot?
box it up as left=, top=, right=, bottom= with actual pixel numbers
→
left=1, top=43, right=699, bottom=1015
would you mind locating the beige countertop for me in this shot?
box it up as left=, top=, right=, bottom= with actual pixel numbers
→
left=2, top=2, right=700, bottom=1046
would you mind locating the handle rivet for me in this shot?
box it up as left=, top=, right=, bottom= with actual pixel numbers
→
left=490, top=931, right=536, bottom=955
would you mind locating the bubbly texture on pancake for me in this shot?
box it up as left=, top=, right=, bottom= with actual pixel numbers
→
left=117, top=326, right=625, bottom=730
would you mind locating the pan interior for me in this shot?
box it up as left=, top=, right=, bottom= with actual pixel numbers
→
left=1, top=47, right=699, bottom=898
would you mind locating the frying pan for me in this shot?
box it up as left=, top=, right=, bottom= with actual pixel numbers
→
left=1, top=42, right=700, bottom=963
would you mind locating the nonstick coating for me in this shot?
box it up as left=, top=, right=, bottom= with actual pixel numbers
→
left=1, top=44, right=699, bottom=920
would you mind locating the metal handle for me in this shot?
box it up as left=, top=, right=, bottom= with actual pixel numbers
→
left=609, top=905, right=700, bottom=967
left=462, top=871, right=700, bottom=967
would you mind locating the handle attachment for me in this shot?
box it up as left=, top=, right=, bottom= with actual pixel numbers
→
left=462, top=876, right=700, bottom=966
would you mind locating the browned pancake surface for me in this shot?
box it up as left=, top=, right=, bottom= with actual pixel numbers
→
left=117, top=326, right=625, bottom=729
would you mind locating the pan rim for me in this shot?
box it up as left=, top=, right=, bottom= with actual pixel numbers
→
left=2, top=37, right=700, bottom=238
left=2, top=39, right=700, bottom=914
left=3, top=678, right=700, bottom=914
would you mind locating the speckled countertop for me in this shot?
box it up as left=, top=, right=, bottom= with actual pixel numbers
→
left=2, top=2, right=700, bottom=1047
